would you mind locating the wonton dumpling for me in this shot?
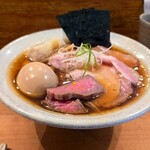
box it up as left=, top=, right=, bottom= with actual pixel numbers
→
left=26, top=38, right=67, bottom=62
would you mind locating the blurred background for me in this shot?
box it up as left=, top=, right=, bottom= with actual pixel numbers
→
left=0, top=0, right=143, bottom=49
left=144, top=0, right=150, bottom=12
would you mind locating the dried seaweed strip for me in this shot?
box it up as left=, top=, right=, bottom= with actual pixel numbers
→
left=57, top=8, right=111, bottom=47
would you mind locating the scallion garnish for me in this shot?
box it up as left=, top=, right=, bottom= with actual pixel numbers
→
left=75, top=43, right=97, bottom=76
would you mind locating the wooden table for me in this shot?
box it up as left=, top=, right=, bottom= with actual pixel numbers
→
left=1, top=102, right=150, bottom=150
left=1, top=1, right=150, bottom=150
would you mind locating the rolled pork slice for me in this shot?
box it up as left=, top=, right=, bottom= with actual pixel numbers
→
left=95, top=77, right=134, bottom=108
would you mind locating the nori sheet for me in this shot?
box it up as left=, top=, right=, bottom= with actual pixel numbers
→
left=57, top=8, right=111, bottom=47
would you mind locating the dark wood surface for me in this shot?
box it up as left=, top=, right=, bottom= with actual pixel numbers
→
left=1, top=1, right=149, bottom=150
left=0, top=0, right=143, bottom=49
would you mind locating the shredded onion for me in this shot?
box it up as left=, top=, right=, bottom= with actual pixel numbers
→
left=56, top=43, right=112, bottom=74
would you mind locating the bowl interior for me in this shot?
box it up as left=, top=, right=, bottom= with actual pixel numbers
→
left=0, top=28, right=150, bottom=129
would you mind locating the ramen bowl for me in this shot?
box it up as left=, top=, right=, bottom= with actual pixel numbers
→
left=0, top=28, right=150, bottom=129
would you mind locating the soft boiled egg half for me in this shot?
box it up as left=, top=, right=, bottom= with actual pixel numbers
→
left=16, top=62, right=58, bottom=98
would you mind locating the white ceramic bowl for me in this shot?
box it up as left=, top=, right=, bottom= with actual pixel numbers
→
left=0, top=28, right=150, bottom=129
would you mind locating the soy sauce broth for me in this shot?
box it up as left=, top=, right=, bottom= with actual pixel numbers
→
left=8, top=46, right=150, bottom=115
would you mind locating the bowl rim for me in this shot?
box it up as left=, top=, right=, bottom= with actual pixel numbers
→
left=0, top=28, right=150, bottom=129
left=140, top=13, right=150, bottom=26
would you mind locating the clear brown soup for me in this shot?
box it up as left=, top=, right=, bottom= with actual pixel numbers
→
left=8, top=46, right=149, bottom=115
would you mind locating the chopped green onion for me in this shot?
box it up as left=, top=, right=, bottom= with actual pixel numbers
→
left=92, top=51, right=97, bottom=68
left=75, top=43, right=97, bottom=76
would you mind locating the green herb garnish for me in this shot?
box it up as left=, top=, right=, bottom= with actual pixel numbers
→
left=75, top=43, right=97, bottom=76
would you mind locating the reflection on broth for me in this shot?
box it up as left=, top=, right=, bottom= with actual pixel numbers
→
left=8, top=44, right=149, bottom=115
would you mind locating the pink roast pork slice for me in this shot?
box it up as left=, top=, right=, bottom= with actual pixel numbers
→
left=42, top=99, right=88, bottom=114
left=46, top=75, right=105, bottom=101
